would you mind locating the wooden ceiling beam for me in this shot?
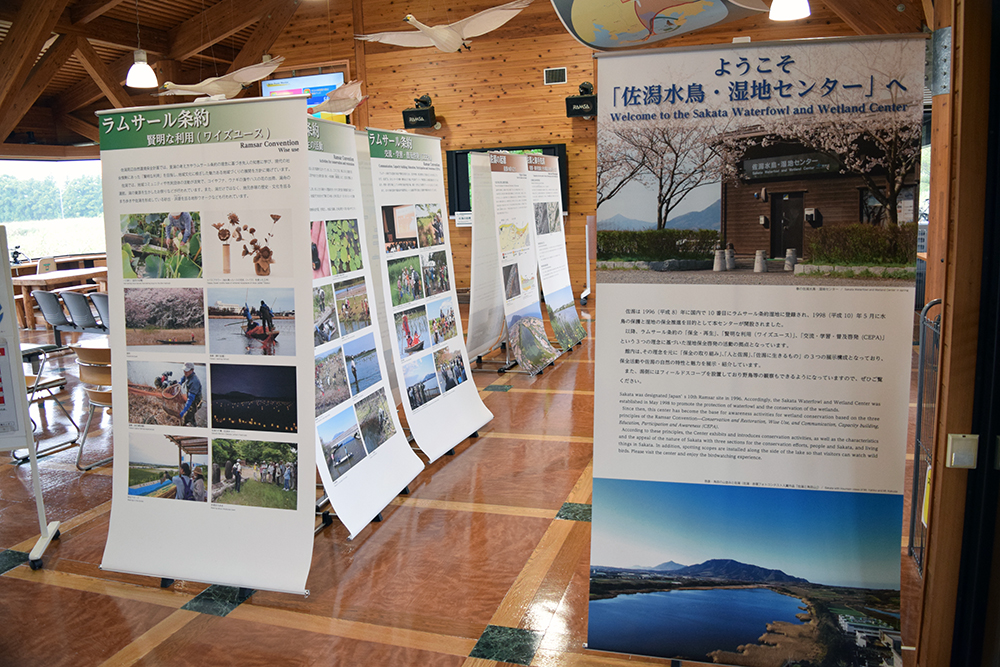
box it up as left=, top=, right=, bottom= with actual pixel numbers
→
left=228, top=0, right=301, bottom=74
left=71, top=0, right=127, bottom=25
left=167, top=0, right=285, bottom=61
left=53, top=51, right=134, bottom=115
left=0, top=0, right=72, bottom=116
left=58, top=113, right=101, bottom=142
left=74, top=36, right=134, bottom=109
left=0, top=1, right=169, bottom=54
left=0, top=143, right=100, bottom=160
left=0, top=35, right=78, bottom=144
left=823, top=0, right=926, bottom=35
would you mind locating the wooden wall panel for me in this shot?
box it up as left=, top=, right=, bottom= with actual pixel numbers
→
left=270, top=0, right=868, bottom=293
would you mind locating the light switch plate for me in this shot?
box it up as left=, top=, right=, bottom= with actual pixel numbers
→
left=946, top=433, right=978, bottom=469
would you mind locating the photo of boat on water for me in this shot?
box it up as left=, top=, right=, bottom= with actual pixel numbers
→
left=127, top=432, right=208, bottom=502
left=393, top=305, right=428, bottom=359
left=589, top=479, right=903, bottom=666
left=206, top=287, right=294, bottom=356
left=317, top=406, right=367, bottom=482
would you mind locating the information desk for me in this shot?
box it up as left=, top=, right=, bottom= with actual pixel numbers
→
left=12, top=267, right=109, bottom=329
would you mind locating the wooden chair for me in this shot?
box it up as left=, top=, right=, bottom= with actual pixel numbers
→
left=73, top=344, right=113, bottom=471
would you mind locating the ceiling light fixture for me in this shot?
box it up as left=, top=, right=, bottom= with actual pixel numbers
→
left=125, top=0, right=157, bottom=88
left=768, top=0, right=810, bottom=21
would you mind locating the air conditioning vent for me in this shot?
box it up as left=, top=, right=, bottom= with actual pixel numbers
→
left=544, top=67, right=567, bottom=85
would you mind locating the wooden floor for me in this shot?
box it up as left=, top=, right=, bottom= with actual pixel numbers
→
left=0, top=299, right=922, bottom=667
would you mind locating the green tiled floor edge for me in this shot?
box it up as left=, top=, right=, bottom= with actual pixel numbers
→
left=0, top=549, right=29, bottom=574
left=470, top=625, right=543, bottom=665
left=556, top=502, right=591, bottom=522
left=181, top=585, right=254, bottom=617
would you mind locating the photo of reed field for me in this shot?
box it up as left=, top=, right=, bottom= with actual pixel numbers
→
left=334, top=277, right=371, bottom=336
left=326, top=218, right=363, bottom=275
left=124, top=287, right=205, bottom=351
left=313, top=284, right=339, bottom=347
left=315, top=346, right=350, bottom=417
left=210, top=364, right=297, bottom=434
left=211, top=438, right=298, bottom=510
left=415, top=203, right=444, bottom=248
left=383, top=204, right=418, bottom=253
left=388, top=255, right=424, bottom=307
left=127, top=360, right=207, bottom=427
left=354, top=387, right=396, bottom=452
left=421, top=250, right=450, bottom=297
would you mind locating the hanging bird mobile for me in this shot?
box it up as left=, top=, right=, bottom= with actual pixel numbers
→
left=157, top=56, right=286, bottom=101
left=307, top=80, right=368, bottom=115
left=355, top=0, right=534, bottom=53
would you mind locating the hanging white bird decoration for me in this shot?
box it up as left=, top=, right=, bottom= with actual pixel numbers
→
left=157, top=55, right=286, bottom=100
left=355, top=0, right=534, bottom=53
left=307, top=80, right=368, bottom=115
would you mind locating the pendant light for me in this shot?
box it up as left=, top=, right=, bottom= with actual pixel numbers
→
left=768, top=0, right=811, bottom=21
left=125, top=0, right=158, bottom=88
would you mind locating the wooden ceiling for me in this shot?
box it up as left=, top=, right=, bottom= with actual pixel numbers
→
left=0, top=0, right=928, bottom=160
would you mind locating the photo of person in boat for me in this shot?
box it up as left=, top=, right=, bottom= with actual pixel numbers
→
left=206, top=287, right=295, bottom=357
left=393, top=305, right=429, bottom=359
left=127, top=360, right=208, bottom=427
left=313, top=284, right=339, bottom=347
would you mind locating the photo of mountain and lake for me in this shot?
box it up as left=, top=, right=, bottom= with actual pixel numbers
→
left=590, top=479, right=903, bottom=666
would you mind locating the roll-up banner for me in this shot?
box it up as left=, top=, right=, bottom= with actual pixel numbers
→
left=591, top=36, right=924, bottom=664
left=367, top=129, right=492, bottom=462
left=465, top=153, right=506, bottom=360
left=99, top=97, right=315, bottom=594
left=488, top=152, right=559, bottom=375
left=308, top=119, right=422, bottom=538
left=526, top=154, right=586, bottom=350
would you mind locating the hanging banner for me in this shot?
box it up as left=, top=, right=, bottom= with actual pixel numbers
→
left=367, top=129, right=492, bottom=462
left=99, top=97, right=315, bottom=594
left=465, top=153, right=506, bottom=360
left=527, top=154, right=586, bottom=350
left=489, top=152, right=559, bottom=375
left=595, top=36, right=925, bottom=255
left=591, top=285, right=913, bottom=664
left=309, top=119, right=422, bottom=538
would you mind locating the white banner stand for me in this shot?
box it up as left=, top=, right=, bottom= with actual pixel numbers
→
left=0, top=226, right=61, bottom=569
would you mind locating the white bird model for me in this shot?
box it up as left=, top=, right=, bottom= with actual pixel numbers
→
left=157, top=56, right=286, bottom=101
left=356, top=0, right=533, bottom=53
left=307, top=80, right=368, bottom=115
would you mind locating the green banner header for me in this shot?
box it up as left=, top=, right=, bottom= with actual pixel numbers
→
left=307, top=119, right=357, bottom=156
left=97, top=97, right=306, bottom=151
left=367, top=129, right=439, bottom=162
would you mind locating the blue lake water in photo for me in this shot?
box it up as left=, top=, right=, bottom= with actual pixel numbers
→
left=588, top=588, right=805, bottom=660
left=208, top=318, right=295, bottom=356
left=347, top=350, right=380, bottom=395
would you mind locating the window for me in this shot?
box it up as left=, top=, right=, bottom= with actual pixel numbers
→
left=0, top=160, right=105, bottom=259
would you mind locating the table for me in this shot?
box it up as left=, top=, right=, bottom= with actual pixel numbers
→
left=12, top=267, right=109, bottom=329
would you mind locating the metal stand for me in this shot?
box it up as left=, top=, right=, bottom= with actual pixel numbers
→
left=11, top=347, right=81, bottom=464
left=25, top=440, right=61, bottom=570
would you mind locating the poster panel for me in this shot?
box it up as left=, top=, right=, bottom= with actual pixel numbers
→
left=308, top=119, right=422, bottom=538
left=367, top=129, right=492, bottom=461
left=526, top=154, right=586, bottom=350
left=99, top=97, right=315, bottom=594
left=465, top=153, right=506, bottom=360
left=595, top=37, right=925, bottom=246
left=489, top=152, right=559, bottom=375
left=591, top=284, right=913, bottom=664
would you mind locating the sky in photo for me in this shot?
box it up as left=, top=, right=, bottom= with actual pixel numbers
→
left=592, top=477, right=902, bottom=590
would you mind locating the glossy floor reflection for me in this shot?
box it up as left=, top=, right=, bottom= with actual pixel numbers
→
left=0, top=299, right=920, bottom=667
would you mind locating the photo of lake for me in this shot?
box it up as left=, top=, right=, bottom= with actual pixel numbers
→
left=208, top=317, right=295, bottom=356
left=589, top=588, right=804, bottom=660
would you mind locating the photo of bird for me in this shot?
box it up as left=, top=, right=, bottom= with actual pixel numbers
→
left=157, top=56, right=286, bottom=100
left=355, top=0, right=534, bottom=53
left=307, top=80, right=368, bottom=116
